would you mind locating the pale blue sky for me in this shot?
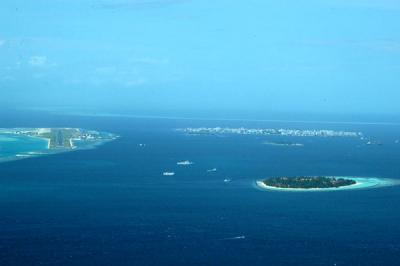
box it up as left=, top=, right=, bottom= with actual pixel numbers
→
left=1, top=0, right=400, bottom=116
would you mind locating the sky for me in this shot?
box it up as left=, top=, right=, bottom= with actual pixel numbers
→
left=1, top=0, right=400, bottom=117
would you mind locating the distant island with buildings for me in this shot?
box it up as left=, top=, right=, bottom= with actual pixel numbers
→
left=179, top=127, right=363, bottom=138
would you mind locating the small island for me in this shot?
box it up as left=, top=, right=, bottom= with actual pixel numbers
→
left=260, top=176, right=356, bottom=190
left=256, top=176, right=396, bottom=192
left=263, top=141, right=304, bottom=147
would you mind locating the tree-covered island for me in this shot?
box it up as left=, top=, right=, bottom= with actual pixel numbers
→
left=262, top=176, right=356, bottom=189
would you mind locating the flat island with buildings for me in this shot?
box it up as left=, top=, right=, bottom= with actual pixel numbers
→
left=4, top=128, right=117, bottom=149
left=0, top=128, right=117, bottom=163
left=179, top=127, right=363, bottom=138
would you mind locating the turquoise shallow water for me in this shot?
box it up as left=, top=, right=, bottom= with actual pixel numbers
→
left=0, top=134, right=48, bottom=162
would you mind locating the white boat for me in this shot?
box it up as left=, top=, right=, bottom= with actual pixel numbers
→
left=177, top=160, right=194, bottom=165
left=163, top=172, right=175, bottom=176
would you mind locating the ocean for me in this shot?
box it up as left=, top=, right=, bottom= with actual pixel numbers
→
left=0, top=111, right=400, bottom=266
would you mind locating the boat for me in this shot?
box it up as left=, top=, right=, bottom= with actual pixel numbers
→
left=163, top=172, right=175, bottom=176
left=177, top=160, right=194, bottom=165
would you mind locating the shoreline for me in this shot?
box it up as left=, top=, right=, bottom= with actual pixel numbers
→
left=256, top=177, right=397, bottom=192
left=29, top=135, right=51, bottom=149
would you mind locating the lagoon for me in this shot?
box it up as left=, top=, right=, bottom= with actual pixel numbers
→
left=0, top=134, right=48, bottom=163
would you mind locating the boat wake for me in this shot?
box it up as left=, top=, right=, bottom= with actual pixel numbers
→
left=220, top=235, right=246, bottom=240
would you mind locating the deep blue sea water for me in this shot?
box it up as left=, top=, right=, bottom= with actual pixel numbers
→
left=1, top=111, right=400, bottom=266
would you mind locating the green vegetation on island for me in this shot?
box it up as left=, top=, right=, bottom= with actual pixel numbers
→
left=38, top=128, right=81, bottom=149
left=262, top=176, right=356, bottom=189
